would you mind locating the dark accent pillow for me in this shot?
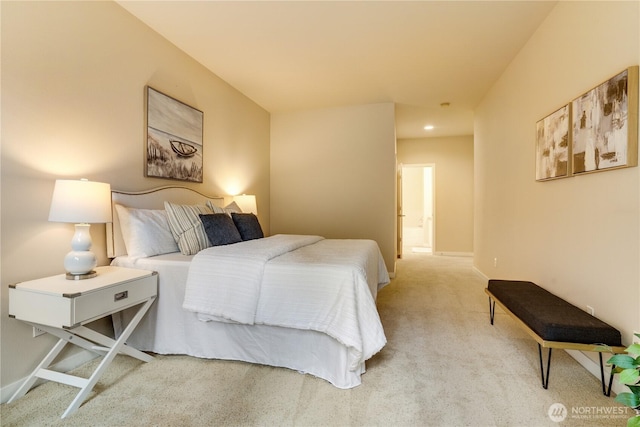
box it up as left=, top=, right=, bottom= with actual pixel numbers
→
left=231, top=213, right=264, bottom=241
left=199, top=214, right=242, bottom=246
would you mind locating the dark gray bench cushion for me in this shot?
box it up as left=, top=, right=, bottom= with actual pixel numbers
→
left=488, top=279, right=622, bottom=346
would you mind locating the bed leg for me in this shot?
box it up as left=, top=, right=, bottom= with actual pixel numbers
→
left=538, top=344, right=552, bottom=389
left=489, top=298, right=496, bottom=325
left=599, top=353, right=615, bottom=397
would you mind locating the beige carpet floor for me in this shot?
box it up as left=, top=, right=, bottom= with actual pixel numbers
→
left=1, top=254, right=632, bottom=426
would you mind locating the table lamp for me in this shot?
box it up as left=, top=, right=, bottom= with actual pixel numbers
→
left=233, top=194, right=257, bottom=215
left=48, top=179, right=112, bottom=280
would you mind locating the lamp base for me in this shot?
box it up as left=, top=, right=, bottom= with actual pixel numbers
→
left=64, top=248, right=98, bottom=280
left=66, top=270, right=97, bottom=281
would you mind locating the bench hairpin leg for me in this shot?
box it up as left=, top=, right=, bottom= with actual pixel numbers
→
left=489, top=298, right=495, bottom=325
left=599, top=353, right=616, bottom=397
left=607, top=365, right=616, bottom=397
left=538, top=344, right=552, bottom=389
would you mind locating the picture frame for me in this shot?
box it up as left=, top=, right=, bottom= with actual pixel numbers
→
left=571, top=66, right=638, bottom=175
left=145, top=86, right=204, bottom=182
left=536, top=104, right=571, bottom=181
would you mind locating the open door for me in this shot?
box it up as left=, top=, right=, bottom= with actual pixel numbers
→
left=400, top=164, right=435, bottom=254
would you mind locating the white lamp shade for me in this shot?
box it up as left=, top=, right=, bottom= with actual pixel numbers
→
left=49, top=179, right=112, bottom=224
left=233, top=194, right=257, bottom=215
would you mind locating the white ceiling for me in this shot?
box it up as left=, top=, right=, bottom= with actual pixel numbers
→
left=117, top=1, right=556, bottom=139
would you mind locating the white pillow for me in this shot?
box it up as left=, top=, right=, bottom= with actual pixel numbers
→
left=206, top=200, right=242, bottom=216
left=223, top=201, right=242, bottom=214
left=115, top=204, right=179, bottom=258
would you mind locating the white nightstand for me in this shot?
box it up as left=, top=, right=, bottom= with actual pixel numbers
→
left=8, top=266, right=158, bottom=418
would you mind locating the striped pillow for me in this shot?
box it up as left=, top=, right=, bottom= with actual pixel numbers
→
left=164, top=201, right=214, bottom=255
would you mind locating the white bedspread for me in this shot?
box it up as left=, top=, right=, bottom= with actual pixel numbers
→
left=183, top=234, right=323, bottom=324
left=183, top=234, right=389, bottom=370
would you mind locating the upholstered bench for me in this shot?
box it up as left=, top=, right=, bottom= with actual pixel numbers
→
left=485, top=279, right=626, bottom=395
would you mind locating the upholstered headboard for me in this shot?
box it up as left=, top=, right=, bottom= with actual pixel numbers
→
left=107, top=186, right=226, bottom=258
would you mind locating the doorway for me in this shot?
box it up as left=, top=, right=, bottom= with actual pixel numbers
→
left=401, top=164, right=435, bottom=254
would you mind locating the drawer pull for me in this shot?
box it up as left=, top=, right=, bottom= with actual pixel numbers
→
left=114, top=291, right=128, bottom=302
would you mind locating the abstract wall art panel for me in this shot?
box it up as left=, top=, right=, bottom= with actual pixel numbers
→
left=536, top=104, right=571, bottom=181
left=571, top=67, right=638, bottom=175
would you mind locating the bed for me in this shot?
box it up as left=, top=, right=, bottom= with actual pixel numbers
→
left=107, top=186, right=390, bottom=388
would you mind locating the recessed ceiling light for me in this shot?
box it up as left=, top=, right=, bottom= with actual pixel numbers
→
left=424, top=125, right=434, bottom=130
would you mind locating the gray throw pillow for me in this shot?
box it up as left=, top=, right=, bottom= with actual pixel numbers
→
left=200, top=214, right=243, bottom=246
left=231, top=213, right=264, bottom=241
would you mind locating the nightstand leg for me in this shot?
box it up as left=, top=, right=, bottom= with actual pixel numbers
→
left=73, top=326, right=153, bottom=362
left=8, top=338, right=67, bottom=402
left=27, top=324, right=109, bottom=356
left=61, top=297, right=155, bottom=418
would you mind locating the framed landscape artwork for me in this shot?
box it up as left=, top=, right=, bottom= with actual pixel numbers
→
left=146, top=87, right=204, bottom=182
left=571, top=66, right=638, bottom=175
left=536, top=104, right=570, bottom=181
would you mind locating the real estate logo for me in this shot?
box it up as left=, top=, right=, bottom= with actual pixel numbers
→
left=548, top=403, right=630, bottom=422
left=548, top=402, right=567, bottom=422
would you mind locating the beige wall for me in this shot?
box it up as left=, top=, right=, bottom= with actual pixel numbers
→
left=475, top=0, right=639, bottom=347
left=398, top=136, right=474, bottom=254
left=270, top=104, right=397, bottom=272
left=1, top=1, right=270, bottom=395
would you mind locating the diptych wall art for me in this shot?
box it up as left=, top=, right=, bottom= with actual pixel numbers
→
left=146, top=87, right=204, bottom=182
left=535, top=66, right=638, bottom=181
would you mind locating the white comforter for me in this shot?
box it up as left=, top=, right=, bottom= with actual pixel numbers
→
left=183, top=234, right=389, bottom=370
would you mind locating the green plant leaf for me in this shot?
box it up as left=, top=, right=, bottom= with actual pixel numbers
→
left=610, top=354, right=637, bottom=369
left=616, top=392, right=640, bottom=408
left=620, top=369, right=640, bottom=385
left=628, top=415, right=640, bottom=427
left=626, top=344, right=640, bottom=357
left=628, top=385, right=640, bottom=396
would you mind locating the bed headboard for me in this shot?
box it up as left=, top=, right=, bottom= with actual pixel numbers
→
left=107, top=186, right=226, bottom=258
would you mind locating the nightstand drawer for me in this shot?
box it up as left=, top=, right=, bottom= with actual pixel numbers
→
left=71, top=274, right=156, bottom=327
left=9, top=266, right=157, bottom=329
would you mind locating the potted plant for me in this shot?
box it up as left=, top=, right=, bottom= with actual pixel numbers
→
left=608, top=333, right=640, bottom=427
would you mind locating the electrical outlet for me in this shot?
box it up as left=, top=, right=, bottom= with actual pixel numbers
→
left=32, top=326, right=46, bottom=338
left=493, top=257, right=498, bottom=267
left=586, top=305, right=595, bottom=316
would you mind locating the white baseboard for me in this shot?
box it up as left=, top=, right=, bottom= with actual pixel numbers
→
left=566, top=349, right=626, bottom=396
left=473, top=266, right=490, bottom=282
left=1, top=350, right=99, bottom=404
left=433, top=251, right=473, bottom=257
